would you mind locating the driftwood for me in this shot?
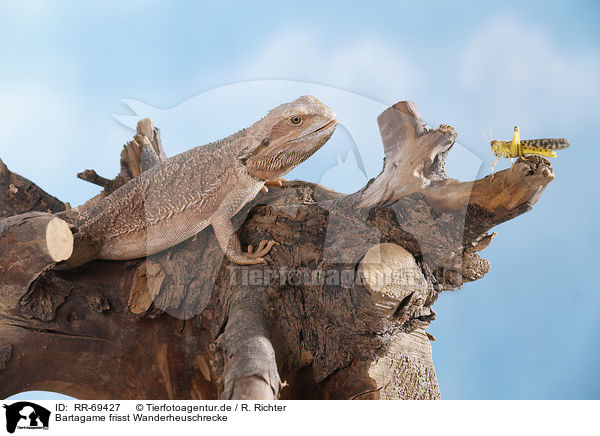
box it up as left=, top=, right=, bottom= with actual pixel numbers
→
left=0, top=101, right=554, bottom=399
left=0, top=213, right=73, bottom=313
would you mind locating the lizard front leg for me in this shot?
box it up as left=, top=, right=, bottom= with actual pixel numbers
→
left=211, top=216, right=277, bottom=265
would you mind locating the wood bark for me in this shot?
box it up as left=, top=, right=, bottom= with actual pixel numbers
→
left=0, top=102, right=554, bottom=399
left=0, top=213, right=73, bottom=313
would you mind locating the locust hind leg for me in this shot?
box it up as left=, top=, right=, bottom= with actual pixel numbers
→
left=490, top=155, right=501, bottom=180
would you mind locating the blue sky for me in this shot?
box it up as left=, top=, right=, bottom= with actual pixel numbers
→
left=2, top=1, right=599, bottom=400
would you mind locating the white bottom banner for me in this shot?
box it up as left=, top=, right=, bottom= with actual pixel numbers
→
left=0, top=399, right=596, bottom=435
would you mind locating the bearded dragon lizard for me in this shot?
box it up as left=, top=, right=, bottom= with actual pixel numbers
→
left=63, top=96, right=336, bottom=267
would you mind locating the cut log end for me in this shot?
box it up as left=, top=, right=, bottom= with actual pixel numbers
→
left=360, top=243, right=429, bottom=320
left=0, top=213, right=75, bottom=310
left=46, top=217, right=74, bottom=262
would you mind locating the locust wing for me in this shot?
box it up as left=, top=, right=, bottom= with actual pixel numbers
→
left=520, top=138, right=570, bottom=150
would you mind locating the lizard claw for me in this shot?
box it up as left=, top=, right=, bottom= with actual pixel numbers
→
left=247, top=240, right=278, bottom=258
left=265, top=178, right=287, bottom=188
left=259, top=178, right=287, bottom=195
left=227, top=240, right=279, bottom=265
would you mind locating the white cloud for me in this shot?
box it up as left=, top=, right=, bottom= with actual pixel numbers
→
left=0, top=83, right=109, bottom=205
left=458, top=19, right=600, bottom=126
left=0, top=83, right=74, bottom=171
left=242, top=29, right=423, bottom=102
left=441, top=18, right=600, bottom=175
left=0, top=1, right=54, bottom=20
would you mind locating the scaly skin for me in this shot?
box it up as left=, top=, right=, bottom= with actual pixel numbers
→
left=65, top=96, right=337, bottom=267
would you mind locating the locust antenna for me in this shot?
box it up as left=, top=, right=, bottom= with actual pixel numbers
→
left=480, top=127, right=490, bottom=143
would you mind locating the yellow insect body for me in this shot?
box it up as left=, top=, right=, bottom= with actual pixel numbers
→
left=489, top=126, right=569, bottom=173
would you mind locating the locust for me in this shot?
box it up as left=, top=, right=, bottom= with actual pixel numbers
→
left=485, top=126, right=569, bottom=174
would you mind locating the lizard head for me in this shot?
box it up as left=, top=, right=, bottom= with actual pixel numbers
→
left=241, top=95, right=337, bottom=180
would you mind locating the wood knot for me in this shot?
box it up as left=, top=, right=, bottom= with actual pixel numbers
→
left=86, top=292, right=110, bottom=313
left=297, top=186, right=316, bottom=204
left=438, top=124, right=456, bottom=137
left=516, top=155, right=554, bottom=178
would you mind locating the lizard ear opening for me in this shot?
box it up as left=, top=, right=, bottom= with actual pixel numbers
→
left=238, top=138, right=271, bottom=163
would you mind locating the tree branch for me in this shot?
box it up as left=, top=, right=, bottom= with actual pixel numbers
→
left=0, top=100, right=557, bottom=400
left=221, top=286, right=282, bottom=400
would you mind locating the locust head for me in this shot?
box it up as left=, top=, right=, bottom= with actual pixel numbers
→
left=241, top=95, right=337, bottom=180
left=490, top=140, right=503, bottom=157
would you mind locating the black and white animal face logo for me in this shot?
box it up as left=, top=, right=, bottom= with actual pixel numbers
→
left=3, top=402, right=50, bottom=433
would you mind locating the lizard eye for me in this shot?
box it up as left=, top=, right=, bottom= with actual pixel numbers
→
left=290, top=116, right=302, bottom=125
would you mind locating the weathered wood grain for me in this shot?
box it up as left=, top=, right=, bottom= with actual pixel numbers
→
left=0, top=101, right=555, bottom=400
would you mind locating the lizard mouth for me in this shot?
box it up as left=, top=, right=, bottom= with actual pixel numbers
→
left=308, top=118, right=337, bottom=135
left=311, top=118, right=337, bottom=134
left=290, top=119, right=337, bottom=142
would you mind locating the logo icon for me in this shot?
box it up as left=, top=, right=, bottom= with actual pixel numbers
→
left=3, top=402, right=50, bottom=433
